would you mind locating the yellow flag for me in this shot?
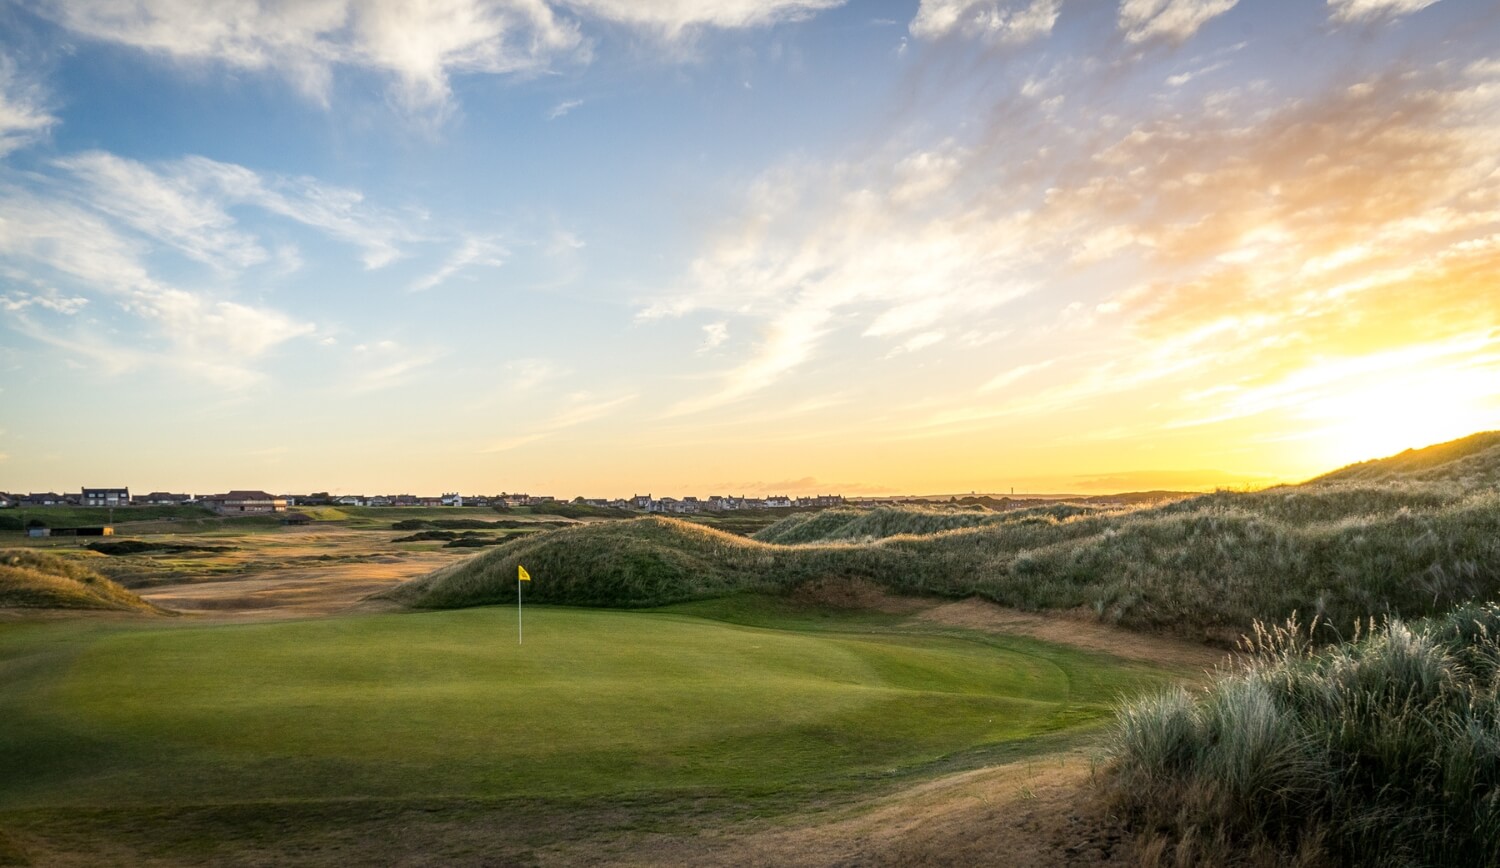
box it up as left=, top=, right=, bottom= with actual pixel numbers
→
left=518, top=565, right=531, bottom=582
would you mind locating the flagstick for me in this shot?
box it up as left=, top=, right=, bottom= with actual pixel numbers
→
left=518, top=576, right=523, bottom=645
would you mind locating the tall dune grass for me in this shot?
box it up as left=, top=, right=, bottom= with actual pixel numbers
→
left=0, top=549, right=160, bottom=612
left=384, top=486, right=1500, bottom=641
left=752, top=503, right=1096, bottom=544
left=1106, top=603, right=1500, bottom=867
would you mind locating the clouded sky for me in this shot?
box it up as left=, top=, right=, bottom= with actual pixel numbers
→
left=1, top=0, right=1498, bottom=497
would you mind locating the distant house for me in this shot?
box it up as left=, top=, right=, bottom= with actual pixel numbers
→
left=132, top=492, right=192, bottom=506
left=21, top=493, right=66, bottom=507
left=368, top=495, right=393, bottom=507
left=630, top=494, right=653, bottom=511
left=335, top=496, right=366, bottom=507
left=200, top=491, right=288, bottom=513
left=416, top=497, right=443, bottom=508
left=82, top=488, right=130, bottom=507
left=765, top=496, right=792, bottom=509
left=0, top=492, right=15, bottom=508
left=441, top=492, right=464, bottom=507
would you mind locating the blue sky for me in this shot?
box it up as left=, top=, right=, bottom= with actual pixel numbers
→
left=2, top=0, right=1499, bottom=497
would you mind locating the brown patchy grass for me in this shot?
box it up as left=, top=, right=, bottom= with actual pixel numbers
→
left=127, top=527, right=476, bottom=617
left=916, top=598, right=1226, bottom=672
left=592, top=751, right=1130, bottom=868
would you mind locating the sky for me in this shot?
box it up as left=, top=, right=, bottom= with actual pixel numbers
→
left=1, top=0, right=1498, bottom=498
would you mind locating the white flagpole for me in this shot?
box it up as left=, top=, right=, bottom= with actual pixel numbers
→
left=518, top=575, right=523, bottom=645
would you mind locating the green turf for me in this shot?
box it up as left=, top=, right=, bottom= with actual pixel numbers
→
left=0, top=603, right=1170, bottom=815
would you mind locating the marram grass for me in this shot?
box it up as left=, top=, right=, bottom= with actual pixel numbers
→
left=1105, top=604, right=1500, bottom=867
left=384, top=483, right=1500, bottom=642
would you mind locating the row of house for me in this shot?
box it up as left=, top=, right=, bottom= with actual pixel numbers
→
left=0, top=488, right=192, bottom=509
left=1, top=488, right=845, bottom=515
left=577, top=494, right=844, bottom=514
left=321, top=492, right=553, bottom=508
left=0, top=488, right=555, bottom=512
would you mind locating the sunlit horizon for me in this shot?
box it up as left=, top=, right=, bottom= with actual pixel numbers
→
left=1, top=1, right=1498, bottom=497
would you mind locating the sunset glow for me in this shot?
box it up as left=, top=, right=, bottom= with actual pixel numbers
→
left=1, top=1, right=1498, bottom=495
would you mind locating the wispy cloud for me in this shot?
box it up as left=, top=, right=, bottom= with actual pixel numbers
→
left=547, top=98, right=584, bottom=120
left=1119, top=0, right=1239, bottom=44
left=348, top=340, right=441, bottom=393
left=561, top=0, right=847, bottom=38
left=503, top=357, right=566, bottom=391
left=980, top=360, right=1053, bottom=393
left=37, top=0, right=585, bottom=117
left=37, top=0, right=850, bottom=119
left=53, top=151, right=414, bottom=270
left=909, top=0, right=1061, bottom=44
left=0, top=54, right=56, bottom=158
left=175, top=156, right=414, bottom=269
left=0, top=183, right=314, bottom=387
left=481, top=391, right=637, bottom=451
left=409, top=234, right=507, bottom=291
left=0, top=288, right=88, bottom=315
left=647, top=143, right=1040, bottom=414
left=1327, top=0, right=1444, bottom=24
left=53, top=151, right=268, bottom=269
left=698, top=321, right=729, bottom=353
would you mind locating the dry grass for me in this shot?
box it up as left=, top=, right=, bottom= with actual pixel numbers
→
left=0, top=550, right=161, bottom=613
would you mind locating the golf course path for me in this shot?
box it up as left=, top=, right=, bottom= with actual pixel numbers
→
left=557, top=750, right=1130, bottom=867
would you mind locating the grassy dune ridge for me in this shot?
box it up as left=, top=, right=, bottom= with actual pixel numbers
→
left=387, top=433, right=1500, bottom=641
left=751, top=503, right=1097, bottom=544
left=0, top=550, right=161, bottom=613
left=1314, top=430, right=1500, bottom=486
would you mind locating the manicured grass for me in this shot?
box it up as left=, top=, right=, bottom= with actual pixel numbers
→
left=0, top=603, right=1170, bottom=816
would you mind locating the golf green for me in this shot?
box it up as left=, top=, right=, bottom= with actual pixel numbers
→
left=0, top=604, right=1169, bottom=810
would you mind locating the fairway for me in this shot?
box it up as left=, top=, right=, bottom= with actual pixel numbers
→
left=0, top=603, right=1170, bottom=815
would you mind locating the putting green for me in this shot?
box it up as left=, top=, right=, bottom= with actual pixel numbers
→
left=0, top=604, right=1169, bottom=810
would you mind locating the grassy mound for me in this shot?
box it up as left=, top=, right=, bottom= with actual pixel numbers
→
left=384, top=518, right=816, bottom=608
left=1106, top=603, right=1500, bottom=867
left=0, top=550, right=160, bottom=613
left=385, top=487, right=1500, bottom=641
